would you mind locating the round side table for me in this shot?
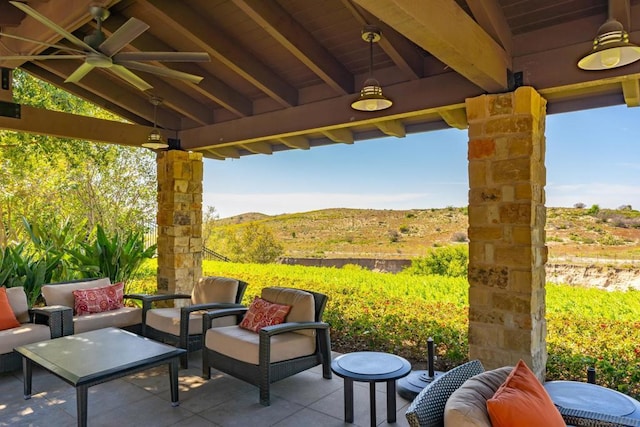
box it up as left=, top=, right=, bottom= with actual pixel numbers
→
left=331, top=351, right=411, bottom=427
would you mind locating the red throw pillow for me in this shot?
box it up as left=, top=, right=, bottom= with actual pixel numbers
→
left=0, top=287, right=21, bottom=331
left=73, top=282, right=124, bottom=316
left=239, top=296, right=291, bottom=333
left=487, top=359, right=565, bottom=427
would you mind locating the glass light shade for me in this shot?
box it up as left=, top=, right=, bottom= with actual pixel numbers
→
left=351, top=78, right=393, bottom=112
left=578, top=19, right=640, bottom=70
left=141, top=129, right=169, bottom=149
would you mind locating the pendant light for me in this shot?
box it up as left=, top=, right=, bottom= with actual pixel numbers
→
left=578, top=17, right=640, bottom=70
left=351, top=26, right=393, bottom=112
left=142, top=97, right=169, bottom=150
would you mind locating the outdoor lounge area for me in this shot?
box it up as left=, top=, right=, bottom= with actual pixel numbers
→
left=0, top=349, right=415, bottom=427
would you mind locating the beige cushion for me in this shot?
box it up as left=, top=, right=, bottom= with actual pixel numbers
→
left=261, top=287, right=315, bottom=337
left=73, top=307, right=141, bottom=334
left=191, top=276, right=239, bottom=305
left=6, top=287, right=30, bottom=323
left=0, top=323, right=51, bottom=354
left=205, top=325, right=316, bottom=365
left=146, top=307, right=236, bottom=336
left=41, top=278, right=111, bottom=308
left=444, top=366, right=513, bottom=427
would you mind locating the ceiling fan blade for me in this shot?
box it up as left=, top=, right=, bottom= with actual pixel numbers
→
left=116, top=60, right=204, bottom=84
left=0, top=31, right=87, bottom=54
left=64, top=62, right=95, bottom=83
left=99, top=17, right=149, bottom=57
left=0, top=54, right=86, bottom=60
left=113, top=52, right=210, bottom=62
left=109, top=64, right=153, bottom=91
left=9, top=1, right=97, bottom=53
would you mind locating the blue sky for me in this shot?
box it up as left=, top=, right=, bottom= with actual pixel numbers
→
left=203, top=104, right=640, bottom=219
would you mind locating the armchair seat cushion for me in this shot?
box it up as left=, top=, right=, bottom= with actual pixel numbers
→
left=205, top=325, right=316, bottom=365
left=72, top=307, right=141, bottom=334
left=146, top=307, right=236, bottom=336
left=0, top=324, right=51, bottom=354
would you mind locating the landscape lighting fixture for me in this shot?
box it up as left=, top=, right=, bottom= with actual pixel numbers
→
left=142, top=97, right=169, bottom=150
left=578, top=17, right=640, bottom=70
left=351, top=26, right=393, bottom=112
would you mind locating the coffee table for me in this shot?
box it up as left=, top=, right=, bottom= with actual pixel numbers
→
left=331, top=351, right=411, bottom=427
left=15, top=327, right=186, bottom=427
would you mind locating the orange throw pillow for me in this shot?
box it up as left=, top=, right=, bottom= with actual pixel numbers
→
left=0, top=287, right=21, bottom=331
left=239, top=296, right=291, bottom=333
left=73, top=282, right=124, bottom=315
left=487, top=359, right=565, bottom=427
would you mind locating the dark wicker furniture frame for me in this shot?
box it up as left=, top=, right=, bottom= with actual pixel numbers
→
left=137, top=279, right=248, bottom=368
left=0, top=305, right=70, bottom=373
left=201, top=289, right=332, bottom=406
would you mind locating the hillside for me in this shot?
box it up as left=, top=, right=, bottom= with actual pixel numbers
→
left=211, top=207, right=640, bottom=262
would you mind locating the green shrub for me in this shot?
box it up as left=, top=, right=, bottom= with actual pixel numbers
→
left=403, top=245, right=468, bottom=278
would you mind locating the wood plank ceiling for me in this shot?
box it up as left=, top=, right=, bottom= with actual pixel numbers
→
left=0, top=0, right=639, bottom=159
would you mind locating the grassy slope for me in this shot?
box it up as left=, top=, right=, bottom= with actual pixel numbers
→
left=210, top=207, right=640, bottom=261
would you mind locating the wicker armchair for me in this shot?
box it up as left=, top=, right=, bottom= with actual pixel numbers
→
left=138, top=276, right=248, bottom=368
left=201, top=287, right=332, bottom=406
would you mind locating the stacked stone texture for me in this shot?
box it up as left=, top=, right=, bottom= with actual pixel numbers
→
left=156, top=150, right=203, bottom=302
left=465, top=87, right=548, bottom=380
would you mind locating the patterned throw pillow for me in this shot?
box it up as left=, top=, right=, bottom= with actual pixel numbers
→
left=73, top=282, right=124, bottom=316
left=239, top=296, right=291, bottom=333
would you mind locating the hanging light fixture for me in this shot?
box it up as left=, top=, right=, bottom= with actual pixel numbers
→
left=141, top=96, right=169, bottom=150
left=351, top=26, right=393, bottom=112
left=578, top=17, right=640, bottom=70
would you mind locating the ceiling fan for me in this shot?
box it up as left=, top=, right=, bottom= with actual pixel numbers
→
left=0, top=1, right=210, bottom=91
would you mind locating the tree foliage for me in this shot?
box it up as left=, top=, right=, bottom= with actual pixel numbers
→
left=225, top=223, right=283, bottom=263
left=403, top=245, right=469, bottom=278
left=0, top=70, right=156, bottom=245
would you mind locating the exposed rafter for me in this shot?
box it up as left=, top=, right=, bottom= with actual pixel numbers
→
left=277, top=136, right=310, bottom=150
left=439, top=108, right=468, bottom=130
left=466, top=0, right=513, bottom=55
left=241, top=141, right=273, bottom=154
left=622, top=78, right=640, bottom=106
left=375, top=120, right=406, bottom=137
left=322, top=128, right=354, bottom=144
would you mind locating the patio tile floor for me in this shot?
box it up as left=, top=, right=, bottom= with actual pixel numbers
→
left=0, top=351, right=414, bottom=427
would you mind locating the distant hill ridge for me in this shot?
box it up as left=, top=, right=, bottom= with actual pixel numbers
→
left=211, top=207, right=640, bottom=261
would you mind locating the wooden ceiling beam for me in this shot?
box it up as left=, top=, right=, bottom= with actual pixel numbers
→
left=241, top=142, right=273, bottom=154
left=208, top=146, right=241, bottom=159
left=100, top=14, right=252, bottom=118
left=622, top=78, right=640, bottom=106
left=340, top=0, right=423, bottom=79
left=439, top=108, right=468, bottom=129
left=137, top=0, right=298, bottom=107
left=232, top=0, right=353, bottom=95
left=276, top=136, right=310, bottom=150
left=322, top=128, right=354, bottom=144
left=465, top=0, right=513, bottom=55
left=353, top=0, right=510, bottom=92
left=33, top=60, right=180, bottom=129
left=375, top=120, right=406, bottom=137
left=0, top=104, right=157, bottom=147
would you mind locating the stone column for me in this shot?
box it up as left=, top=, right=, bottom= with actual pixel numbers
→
left=156, top=150, right=203, bottom=299
left=465, top=86, right=548, bottom=379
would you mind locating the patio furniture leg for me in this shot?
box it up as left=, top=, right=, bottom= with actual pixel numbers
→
left=76, top=384, right=88, bottom=427
left=22, top=357, right=32, bottom=399
left=169, top=359, right=180, bottom=406
left=386, top=379, right=397, bottom=423
left=369, top=382, right=376, bottom=427
left=344, top=378, right=354, bottom=423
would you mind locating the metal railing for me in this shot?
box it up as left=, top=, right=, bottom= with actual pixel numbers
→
left=144, top=222, right=230, bottom=262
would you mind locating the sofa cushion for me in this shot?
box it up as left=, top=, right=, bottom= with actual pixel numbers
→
left=0, top=323, right=51, bottom=354
left=487, top=360, right=565, bottom=427
left=239, top=296, right=291, bottom=333
left=444, top=366, right=513, bottom=427
left=0, top=287, right=21, bottom=331
left=261, top=287, right=315, bottom=337
left=73, top=282, right=124, bottom=315
left=6, top=286, right=30, bottom=323
left=205, top=325, right=316, bottom=365
left=72, top=307, right=142, bottom=334
left=42, top=277, right=111, bottom=308
left=191, top=276, right=239, bottom=305
left=146, top=307, right=236, bottom=336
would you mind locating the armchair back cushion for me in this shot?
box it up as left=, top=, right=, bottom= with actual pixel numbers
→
left=0, top=288, right=21, bottom=330
left=6, top=286, right=30, bottom=323
left=261, top=287, right=315, bottom=336
left=42, top=277, right=111, bottom=308
left=192, top=276, right=239, bottom=305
